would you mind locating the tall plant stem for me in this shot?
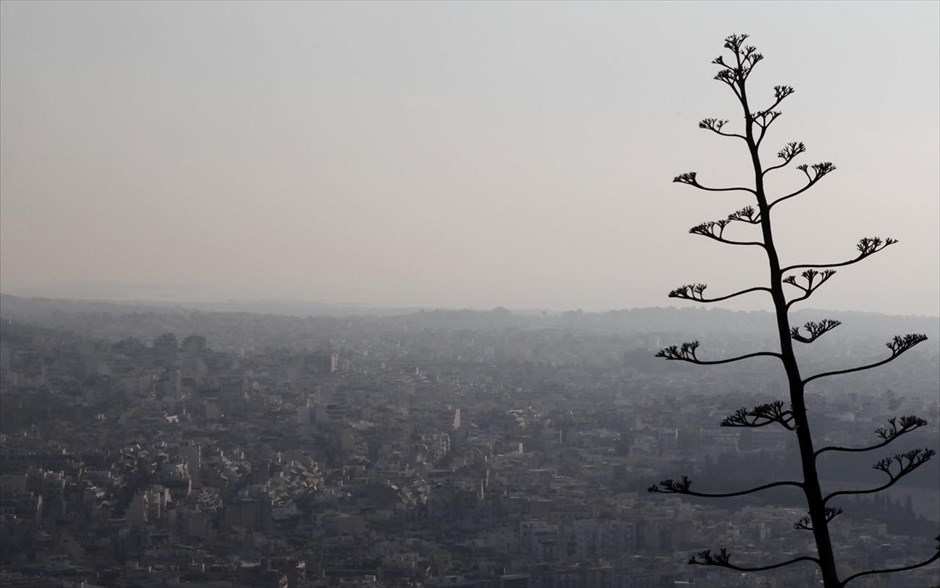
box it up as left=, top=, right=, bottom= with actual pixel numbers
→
left=738, top=76, right=840, bottom=588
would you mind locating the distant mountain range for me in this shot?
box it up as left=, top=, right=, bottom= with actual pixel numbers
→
left=2, top=292, right=937, bottom=337
left=2, top=281, right=419, bottom=317
left=7, top=280, right=191, bottom=301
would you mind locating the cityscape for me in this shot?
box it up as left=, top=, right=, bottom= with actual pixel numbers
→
left=0, top=296, right=937, bottom=587
left=2, top=3, right=938, bottom=588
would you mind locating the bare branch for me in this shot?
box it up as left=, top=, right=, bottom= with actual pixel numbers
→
left=689, top=548, right=819, bottom=572
left=669, top=283, right=770, bottom=304
left=649, top=475, right=802, bottom=498
left=767, top=161, right=836, bottom=209
left=783, top=236, right=899, bottom=272
left=840, top=536, right=940, bottom=587
left=790, top=318, right=841, bottom=344
left=689, top=220, right=765, bottom=247
left=721, top=400, right=795, bottom=430
left=699, top=118, right=745, bottom=140
left=794, top=507, right=842, bottom=531
left=656, top=341, right=781, bottom=365
left=803, top=334, right=928, bottom=385
left=815, top=415, right=928, bottom=457
left=674, top=172, right=757, bottom=195
left=824, top=448, right=935, bottom=504
left=763, top=141, right=806, bottom=175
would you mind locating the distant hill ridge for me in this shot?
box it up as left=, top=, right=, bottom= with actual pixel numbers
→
left=1, top=292, right=937, bottom=339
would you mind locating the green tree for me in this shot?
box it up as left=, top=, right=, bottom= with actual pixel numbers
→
left=648, top=34, right=938, bottom=588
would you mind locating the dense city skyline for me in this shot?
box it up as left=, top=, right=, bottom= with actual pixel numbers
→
left=1, top=294, right=938, bottom=586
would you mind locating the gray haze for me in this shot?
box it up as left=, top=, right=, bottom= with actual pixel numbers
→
left=2, top=1, right=938, bottom=315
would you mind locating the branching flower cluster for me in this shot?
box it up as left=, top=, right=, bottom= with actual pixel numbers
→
left=698, top=117, right=743, bottom=139
left=699, top=118, right=729, bottom=132
left=752, top=83, right=795, bottom=146
left=689, top=216, right=764, bottom=247
left=875, top=416, right=928, bottom=441
left=783, top=269, right=836, bottom=308
left=794, top=507, right=843, bottom=531
left=690, top=220, right=730, bottom=239
left=858, top=236, right=897, bottom=257
left=689, top=547, right=821, bottom=574
left=649, top=475, right=802, bottom=499
left=721, top=400, right=795, bottom=430
left=713, top=35, right=764, bottom=88
left=782, top=237, right=898, bottom=274
left=782, top=268, right=835, bottom=289
left=774, top=85, right=795, bottom=101
left=674, top=171, right=697, bottom=185
left=802, top=333, right=927, bottom=386
left=815, top=415, right=929, bottom=458
left=655, top=341, right=699, bottom=362
left=648, top=475, right=692, bottom=494
left=763, top=141, right=807, bottom=175
left=668, top=282, right=769, bottom=305
left=777, top=141, right=805, bottom=162
left=690, top=548, right=732, bottom=567
left=751, top=109, right=781, bottom=139
left=790, top=318, right=841, bottom=343
left=669, top=283, right=708, bottom=301
left=656, top=340, right=779, bottom=366
left=822, top=448, right=936, bottom=507
left=872, top=448, right=936, bottom=481
left=674, top=171, right=757, bottom=194
left=796, top=161, right=836, bottom=182
left=727, top=205, right=759, bottom=224
left=886, top=334, right=928, bottom=357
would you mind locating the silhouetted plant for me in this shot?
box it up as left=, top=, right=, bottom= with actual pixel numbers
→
left=648, top=34, right=938, bottom=588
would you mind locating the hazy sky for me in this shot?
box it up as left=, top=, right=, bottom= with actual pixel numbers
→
left=2, top=1, right=938, bottom=315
